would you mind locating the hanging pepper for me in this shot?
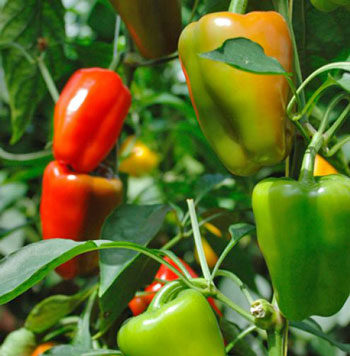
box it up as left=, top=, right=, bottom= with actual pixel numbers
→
left=118, top=282, right=226, bottom=356
left=311, top=0, right=350, bottom=12
left=119, top=136, right=159, bottom=177
left=53, top=68, right=131, bottom=173
left=109, top=0, right=182, bottom=59
left=128, top=256, right=221, bottom=316
left=178, top=11, right=293, bottom=176
left=40, top=161, right=123, bottom=279
left=252, top=150, right=350, bottom=320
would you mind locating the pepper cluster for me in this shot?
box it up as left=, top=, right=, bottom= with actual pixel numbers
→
left=40, top=68, right=131, bottom=279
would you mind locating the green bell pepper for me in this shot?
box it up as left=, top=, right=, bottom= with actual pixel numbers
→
left=252, top=149, right=350, bottom=321
left=117, top=282, right=226, bottom=356
left=109, top=0, right=182, bottom=59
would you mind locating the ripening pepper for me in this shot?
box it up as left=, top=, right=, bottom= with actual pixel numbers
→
left=118, top=283, right=226, bottom=356
left=40, top=161, right=123, bottom=279
left=179, top=12, right=293, bottom=176
left=109, top=0, right=182, bottom=59
left=311, top=0, right=350, bottom=11
left=54, top=68, right=131, bottom=173
left=31, top=343, right=55, bottom=356
left=119, top=136, right=159, bottom=177
left=128, top=256, right=221, bottom=316
left=314, top=154, right=338, bottom=176
left=252, top=156, right=350, bottom=320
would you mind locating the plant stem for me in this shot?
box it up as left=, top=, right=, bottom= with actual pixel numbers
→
left=37, top=55, right=59, bottom=103
left=214, top=269, right=253, bottom=304
left=228, top=0, right=248, bottom=14
left=189, top=0, right=200, bottom=22
left=324, top=100, right=350, bottom=143
left=225, top=325, right=257, bottom=353
left=326, top=135, right=350, bottom=157
left=0, top=147, right=52, bottom=165
left=109, top=15, right=121, bottom=71
left=215, top=290, right=255, bottom=323
left=187, top=199, right=211, bottom=281
left=267, top=328, right=285, bottom=356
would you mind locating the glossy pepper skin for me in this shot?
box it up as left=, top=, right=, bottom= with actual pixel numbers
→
left=179, top=12, right=293, bottom=176
left=311, top=0, right=350, bottom=11
left=54, top=68, right=131, bottom=173
left=109, top=0, right=182, bottom=59
left=118, top=286, right=226, bottom=356
left=40, top=161, right=123, bottom=279
left=252, top=174, right=350, bottom=320
left=128, top=256, right=221, bottom=316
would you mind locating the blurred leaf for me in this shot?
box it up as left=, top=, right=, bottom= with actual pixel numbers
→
left=335, top=72, right=350, bottom=92
left=25, top=289, right=92, bottom=333
left=291, top=319, right=350, bottom=352
left=0, top=182, right=27, bottom=212
left=0, top=0, right=71, bottom=142
left=200, top=38, right=288, bottom=75
left=74, top=41, right=113, bottom=68
left=87, top=0, right=116, bottom=41
left=0, top=328, right=36, bottom=356
left=294, top=2, right=350, bottom=77
left=229, top=223, right=255, bottom=244
left=194, top=174, right=230, bottom=202
left=99, top=204, right=171, bottom=333
left=46, top=346, right=121, bottom=356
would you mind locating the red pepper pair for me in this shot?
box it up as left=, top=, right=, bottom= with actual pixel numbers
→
left=41, top=68, right=131, bottom=279
left=129, top=257, right=222, bottom=316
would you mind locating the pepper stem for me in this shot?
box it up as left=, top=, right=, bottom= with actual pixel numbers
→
left=228, top=0, right=248, bottom=14
left=149, top=281, right=185, bottom=310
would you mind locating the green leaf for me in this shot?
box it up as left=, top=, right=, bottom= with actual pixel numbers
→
left=291, top=319, right=350, bottom=353
left=0, top=0, right=70, bottom=143
left=200, top=38, right=288, bottom=75
left=46, top=346, right=122, bottom=356
left=194, top=174, right=231, bottom=202
left=25, top=289, right=92, bottom=333
left=229, top=223, right=255, bottom=244
left=0, top=239, right=95, bottom=304
left=0, top=328, right=36, bottom=356
left=99, top=204, right=171, bottom=333
left=335, top=72, right=350, bottom=92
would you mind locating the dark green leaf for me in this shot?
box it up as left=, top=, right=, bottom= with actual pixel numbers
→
left=74, top=41, right=113, bottom=69
left=194, top=174, right=231, bottom=201
left=87, top=0, right=116, bottom=41
left=291, top=319, right=350, bottom=352
left=220, top=319, right=257, bottom=356
left=200, top=38, right=288, bottom=75
left=229, top=223, right=255, bottom=243
left=25, top=289, right=92, bottom=333
left=0, top=0, right=70, bottom=142
left=99, top=204, right=170, bottom=333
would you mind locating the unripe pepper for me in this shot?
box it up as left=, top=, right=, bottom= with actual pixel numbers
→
left=40, top=161, right=123, bottom=279
left=119, top=136, right=159, bottom=177
left=128, top=256, right=221, bottom=316
left=54, top=68, right=131, bottom=173
left=253, top=154, right=350, bottom=320
left=108, top=0, right=182, bottom=59
left=179, top=12, right=293, bottom=176
left=118, top=282, right=226, bottom=356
